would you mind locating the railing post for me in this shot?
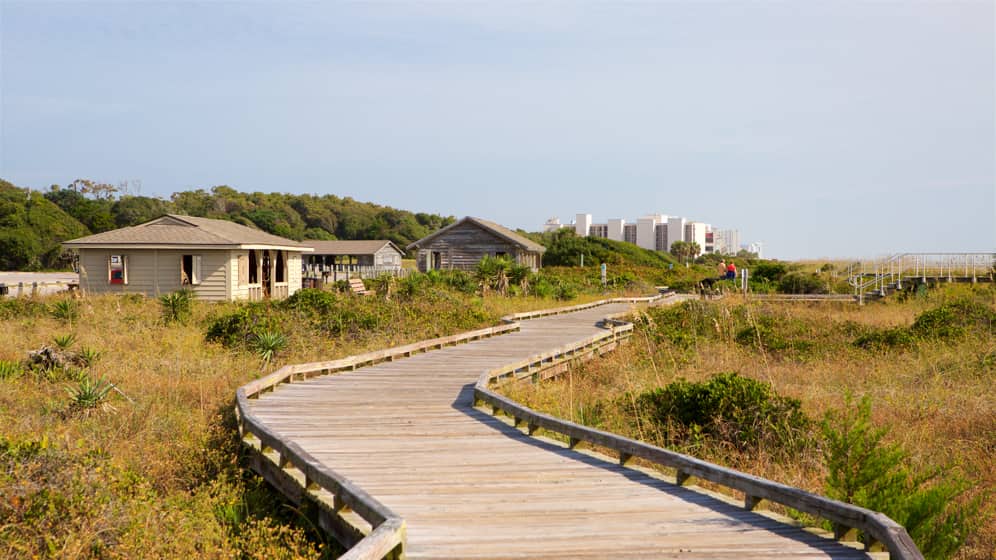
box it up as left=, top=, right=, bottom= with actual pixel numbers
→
left=833, top=523, right=858, bottom=542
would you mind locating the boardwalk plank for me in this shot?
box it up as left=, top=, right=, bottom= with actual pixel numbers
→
left=249, top=303, right=876, bottom=559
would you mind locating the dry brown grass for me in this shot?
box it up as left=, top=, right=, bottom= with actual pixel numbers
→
left=1, top=287, right=618, bottom=559
left=504, top=285, right=995, bottom=559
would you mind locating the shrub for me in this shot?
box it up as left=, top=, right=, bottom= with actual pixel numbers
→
left=823, top=395, right=979, bottom=559
left=49, top=298, right=79, bottom=324
left=205, top=303, right=279, bottom=348
left=53, top=333, right=77, bottom=350
left=777, top=272, right=827, bottom=294
left=440, top=270, right=477, bottom=294
left=751, top=262, right=789, bottom=283
left=631, top=372, right=812, bottom=456
left=910, top=298, right=995, bottom=340
left=853, top=327, right=916, bottom=350
left=78, top=346, right=102, bottom=367
left=65, top=374, right=116, bottom=416
left=0, top=360, right=22, bottom=381
left=251, top=330, right=287, bottom=365
left=160, top=289, right=194, bottom=324
left=282, top=288, right=340, bottom=316
left=0, top=297, right=48, bottom=319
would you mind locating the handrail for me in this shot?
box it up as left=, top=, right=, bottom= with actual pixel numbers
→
left=847, top=252, right=995, bottom=302
left=500, top=293, right=668, bottom=323
left=238, top=295, right=923, bottom=559
left=236, top=321, right=520, bottom=559
left=472, top=311, right=924, bottom=560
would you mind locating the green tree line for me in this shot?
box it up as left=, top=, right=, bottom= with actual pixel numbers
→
left=0, top=178, right=455, bottom=271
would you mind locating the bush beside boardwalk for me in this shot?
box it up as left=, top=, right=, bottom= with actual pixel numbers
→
left=502, top=284, right=995, bottom=559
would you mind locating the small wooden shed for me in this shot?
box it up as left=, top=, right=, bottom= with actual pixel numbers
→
left=407, top=216, right=544, bottom=272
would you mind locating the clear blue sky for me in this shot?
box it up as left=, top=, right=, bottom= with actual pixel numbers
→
left=1, top=1, right=993, bottom=259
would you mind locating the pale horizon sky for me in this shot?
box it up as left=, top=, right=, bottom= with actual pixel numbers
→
left=1, top=1, right=993, bottom=259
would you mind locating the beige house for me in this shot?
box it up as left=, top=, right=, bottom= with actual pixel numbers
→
left=63, top=215, right=311, bottom=301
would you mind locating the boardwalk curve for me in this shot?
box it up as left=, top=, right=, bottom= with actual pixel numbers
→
left=236, top=296, right=921, bottom=559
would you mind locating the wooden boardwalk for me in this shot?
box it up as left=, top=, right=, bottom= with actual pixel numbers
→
left=246, top=302, right=880, bottom=559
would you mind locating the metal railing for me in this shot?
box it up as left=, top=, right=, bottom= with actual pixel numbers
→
left=848, top=253, right=995, bottom=303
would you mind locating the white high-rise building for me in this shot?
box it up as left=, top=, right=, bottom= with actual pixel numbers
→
left=543, top=217, right=566, bottom=233
left=715, top=229, right=741, bottom=255
left=684, top=222, right=708, bottom=256
left=636, top=215, right=662, bottom=251
left=559, top=212, right=746, bottom=258
left=742, top=241, right=764, bottom=258
left=575, top=214, right=592, bottom=237
left=666, top=217, right=686, bottom=251
left=607, top=218, right=625, bottom=242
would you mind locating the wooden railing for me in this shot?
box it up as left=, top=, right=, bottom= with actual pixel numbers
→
left=473, top=312, right=924, bottom=560
left=237, top=295, right=923, bottom=559
left=236, top=322, right=520, bottom=559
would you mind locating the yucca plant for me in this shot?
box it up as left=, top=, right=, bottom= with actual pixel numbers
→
left=65, top=374, right=116, bottom=416
left=49, top=298, right=79, bottom=325
left=251, top=330, right=287, bottom=366
left=0, top=360, right=22, bottom=381
left=78, top=347, right=102, bottom=368
left=52, top=333, right=77, bottom=350
left=160, top=290, right=193, bottom=324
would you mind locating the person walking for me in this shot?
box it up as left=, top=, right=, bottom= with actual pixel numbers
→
left=726, top=262, right=737, bottom=280
left=717, top=260, right=727, bottom=279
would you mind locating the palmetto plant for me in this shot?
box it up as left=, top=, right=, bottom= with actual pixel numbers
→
left=251, top=330, right=288, bottom=366
left=78, top=347, right=102, bottom=368
left=52, top=333, right=77, bottom=350
left=65, top=375, right=116, bottom=416
left=49, top=298, right=79, bottom=325
left=160, top=290, right=193, bottom=324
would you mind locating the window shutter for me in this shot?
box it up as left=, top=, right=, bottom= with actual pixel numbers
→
left=238, top=255, right=248, bottom=286
left=192, top=255, right=202, bottom=285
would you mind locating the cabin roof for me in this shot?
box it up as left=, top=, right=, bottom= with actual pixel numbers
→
left=63, top=215, right=310, bottom=250
left=406, top=216, right=545, bottom=253
left=303, top=240, right=403, bottom=256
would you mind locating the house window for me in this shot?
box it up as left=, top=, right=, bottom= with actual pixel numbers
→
left=275, top=251, right=285, bottom=283
left=181, top=255, right=202, bottom=285
left=495, top=251, right=507, bottom=259
left=108, top=255, right=128, bottom=285
left=248, top=250, right=258, bottom=284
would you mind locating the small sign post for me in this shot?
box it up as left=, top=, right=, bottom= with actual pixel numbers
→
left=600, top=263, right=607, bottom=287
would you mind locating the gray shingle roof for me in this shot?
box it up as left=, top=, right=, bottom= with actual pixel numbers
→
left=304, top=240, right=403, bottom=256
left=63, top=215, right=308, bottom=249
left=407, top=216, right=545, bottom=253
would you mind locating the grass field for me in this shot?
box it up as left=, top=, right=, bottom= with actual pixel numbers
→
left=0, top=269, right=640, bottom=559
left=3, top=270, right=990, bottom=558
left=503, top=284, right=995, bottom=559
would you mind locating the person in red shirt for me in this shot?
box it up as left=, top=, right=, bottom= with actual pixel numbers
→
left=726, top=262, right=737, bottom=280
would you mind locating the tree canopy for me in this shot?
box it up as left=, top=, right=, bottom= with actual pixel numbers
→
left=534, top=229, right=676, bottom=268
left=1, top=178, right=456, bottom=271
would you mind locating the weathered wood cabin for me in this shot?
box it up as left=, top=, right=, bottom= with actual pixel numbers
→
left=407, top=216, right=544, bottom=272
left=63, top=215, right=311, bottom=301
